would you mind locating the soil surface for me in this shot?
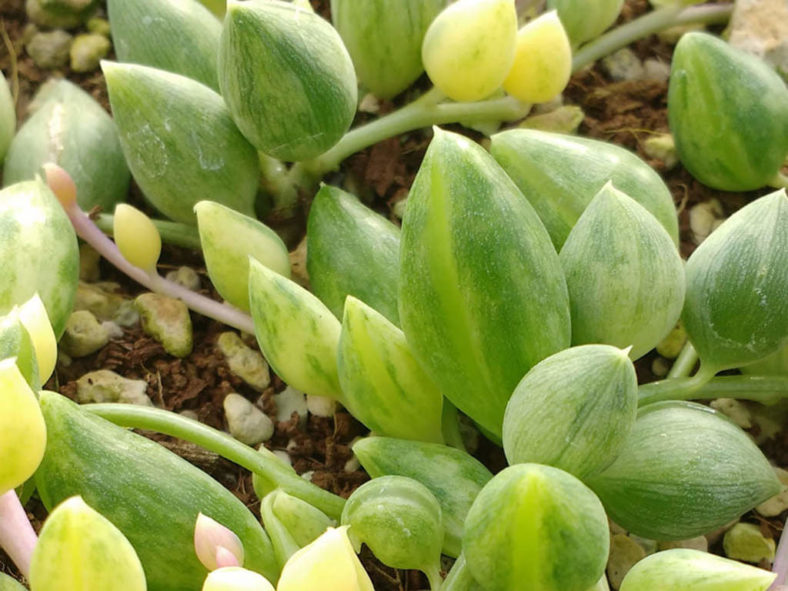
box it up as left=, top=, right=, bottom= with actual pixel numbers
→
left=0, top=0, right=785, bottom=589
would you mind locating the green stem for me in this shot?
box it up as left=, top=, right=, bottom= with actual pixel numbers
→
left=667, top=341, right=699, bottom=379
left=638, top=375, right=788, bottom=406
left=82, top=403, right=346, bottom=520
left=95, top=214, right=201, bottom=250
left=425, top=564, right=444, bottom=591
left=442, top=554, right=481, bottom=591
left=572, top=3, right=734, bottom=72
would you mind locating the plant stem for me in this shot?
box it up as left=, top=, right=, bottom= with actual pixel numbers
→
left=772, top=516, right=788, bottom=590
left=442, top=554, right=481, bottom=591
left=667, top=341, right=698, bottom=379
left=0, top=490, right=37, bottom=578
left=572, top=3, right=734, bottom=72
left=638, top=375, right=788, bottom=406
left=82, top=403, right=346, bottom=520
left=425, top=564, right=444, bottom=591
left=95, top=214, right=201, bottom=250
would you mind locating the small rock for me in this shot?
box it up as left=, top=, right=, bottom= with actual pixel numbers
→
left=607, top=534, right=646, bottom=590
left=710, top=398, right=752, bottom=429
left=307, top=394, right=336, bottom=418
left=650, top=357, right=670, bottom=378
left=223, top=393, right=274, bottom=446
left=756, top=467, right=788, bottom=517
left=101, top=321, right=123, bottom=340
left=301, top=471, right=314, bottom=483
left=69, top=33, right=111, bottom=73
left=689, top=200, right=725, bottom=245
left=26, top=29, right=73, bottom=69
left=26, top=0, right=86, bottom=29
left=657, top=536, right=709, bottom=552
left=344, top=456, right=360, bottom=473
left=79, top=243, right=101, bottom=282
left=272, top=450, right=292, bottom=467
left=274, top=386, right=308, bottom=425
left=520, top=105, right=585, bottom=135
left=602, top=48, right=645, bottom=82
left=86, top=17, right=111, bottom=37
left=723, top=522, right=775, bottom=563
left=74, top=282, right=139, bottom=327
left=59, top=310, right=108, bottom=357
left=655, top=323, right=686, bottom=359
left=643, top=133, right=679, bottom=170
left=642, top=59, right=670, bottom=83
left=729, top=0, right=788, bottom=78
left=358, top=93, right=381, bottom=114
left=289, top=237, right=309, bottom=288
left=75, top=369, right=152, bottom=406
left=135, top=293, right=193, bottom=358
left=180, top=409, right=199, bottom=421
left=392, top=196, right=408, bottom=220
left=166, top=266, right=201, bottom=291
left=22, top=23, right=39, bottom=45
left=216, top=332, right=270, bottom=392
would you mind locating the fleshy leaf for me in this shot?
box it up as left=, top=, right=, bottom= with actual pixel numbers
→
left=202, top=567, right=274, bottom=591
left=399, top=128, right=570, bottom=437
left=0, top=72, right=13, bottom=164
left=587, top=401, right=781, bottom=540
left=114, top=204, right=162, bottom=271
left=219, top=0, right=357, bottom=161
left=248, top=258, right=342, bottom=399
left=546, top=0, right=623, bottom=46
left=503, top=344, right=638, bottom=479
left=103, top=61, right=259, bottom=224
left=682, top=189, right=788, bottom=372
left=2, top=79, right=129, bottom=211
left=338, top=296, right=444, bottom=444
left=352, top=436, right=492, bottom=558
left=17, top=293, right=57, bottom=383
left=307, top=185, right=400, bottom=325
left=490, top=129, right=679, bottom=249
left=0, top=311, right=41, bottom=389
left=196, top=201, right=290, bottom=312
left=29, top=496, right=146, bottom=591
left=271, top=490, right=334, bottom=549
left=559, top=183, right=685, bottom=359
left=464, top=464, right=609, bottom=591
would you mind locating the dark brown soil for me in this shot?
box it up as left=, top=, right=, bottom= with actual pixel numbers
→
left=0, top=0, right=785, bottom=589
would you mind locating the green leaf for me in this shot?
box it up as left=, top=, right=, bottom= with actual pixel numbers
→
left=352, top=436, right=492, bottom=558
left=0, top=311, right=40, bottom=390
left=307, top=185, right=401, bottom=325
left=546, top=0, right=623, bottom=46
left=107, top=0, right=220, bottom=89
left=3, top=79, right=129, bottom=212
left=219, top=0, right=357, bottom=161
left=619, top=549, right=776, bottom=591
left=682, top=189, right=788, bottom=372
left=464, top=464, right=609, bottom=591
left=29, top=496, right=146, bottom=591
left=338, top=297, right=444, bottom=443
left=0, top=573, right=26, bottom=591
left=587, top=401, right=781, bottom=540
left=104, top=61, right=259, bottom=224
left=559, top=183, right=685, bottom=359
left=0, top=71, right=15, bottom=165
left=248, top=258, right=342, bottom=399
left=668, top=32, right=788, bottom=191
left=490, top=129, right=679, bottom=250
left=331, top=0, right=448, bottom=99
left=503, top=344, right=638, bottom=479
left=196, top=201, right=290, bottom=312
left=399, top=128, right=570, bottom=437
left=0, top=180, right=79, bottom=338
left=271, top=490, right=335, bottom=548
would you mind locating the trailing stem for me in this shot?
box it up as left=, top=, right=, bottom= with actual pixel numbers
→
left=638, top=374, right=788, bottom=406
left=0, top=489, right=37, bottom=578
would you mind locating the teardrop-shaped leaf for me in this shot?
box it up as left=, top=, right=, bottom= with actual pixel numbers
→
left=260, top=491, right=301, bottom=568
left=352, top=436, right=492, bottom=558
left=400, top=128, right=570, bottom=437
left=331, top=0, right=448, bottom=99
left=464, top=464, right=609, bottom=591
left=546, top=0, right=623, bottom=46
left=560, top=183, right=685, bottom=359
left=104, top=61, right=259, bottom=224
left=587, top=401, right=781, bottom=540
left=0, top=180, right=79, bottom=337
left=271, top=490, right=335, bottom=549
left=668, top=32, right=788, bottom=191
left=619, top=549, right=776, bottom=591
left=3, top=79, right=129, bottom=211
left=307, top=185, right=400, bottom=325
left=29, top=496, right=146, bottom=591
left=490, top=129, right=679, bottom=250
left=341, top=476, right=443, bottom=577
left=107, top=0, right=220, bottom=89
left=248, top=258, right=342, bottom=399
left=682, top=189, right=788, bottom=372
left=196, top=201, right=290, bottom=312
left=0, top=72, right=15, bottom=164
left=503, top=344, right=638, bottom=479
left=0, top=572, right=26, bottom=591
left=0, top=310, right=40, bottom=389
left=219, top=0, right=357, bottom=161
left=338, top=296, right=444, bottom=444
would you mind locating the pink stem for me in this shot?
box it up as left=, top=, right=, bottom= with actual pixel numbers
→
left=0, top=490, right=38, bottom=578
left=60, top=201, right=256, bottom=335
left=771, top=517, right=788, bottom=589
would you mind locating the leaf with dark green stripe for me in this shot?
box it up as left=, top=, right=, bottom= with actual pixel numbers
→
left=307, top=185, right=400, bottom=325
left=399, top=128, right=570, bottom=438
left=219, top=0, right=357, bottom=162
left=338, top=296, right=443, bottom=443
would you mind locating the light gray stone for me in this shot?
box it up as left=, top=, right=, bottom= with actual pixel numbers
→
left=166, top=266, right=201, bottom=291
left=217, top=332, right=270, bottom=391
left=723, top=522, right=776, bottom=563
left=607, top=534, right=646, bottom=590
left=135, top=293, right=193, bottom=358
left=69, top=33, right=111, bottom=73
left=729, top=0, right=788, bottom=78
left=224, top=393, right=274, bottom=446
left=76, top=369, right=152, bottom=406
left=756, top=467, right=788, bottom=517
left=602, top=48, right=645, bottom=82
left=59, top=310, right=108, bottom=357
left=306, top=394, right=335, bottom=418
left=274, top=386, right=308, bottom=425
left=26, top=29, right=72, bottom=69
